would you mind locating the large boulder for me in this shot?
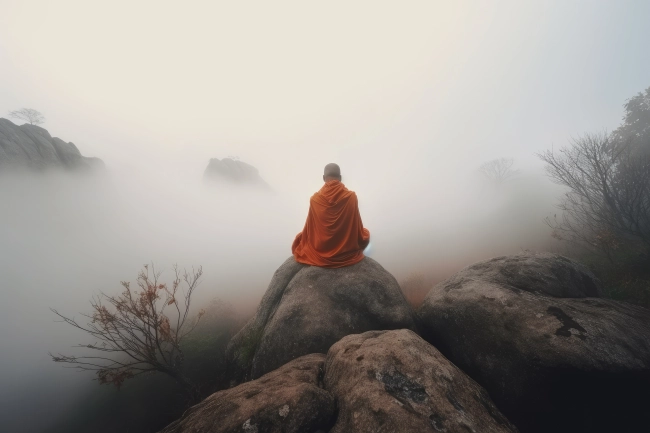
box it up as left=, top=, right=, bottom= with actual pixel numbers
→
left=159, top=354, right=335, bottom=433
left=418, top=252, right=650, bottom=432
left=203, top=157, right=270, bottom=189
left=324, top=329, right=519, bottom=433
left=0, top=118, right=103, bottom=171
left=227, top=257, right=417, bottom=381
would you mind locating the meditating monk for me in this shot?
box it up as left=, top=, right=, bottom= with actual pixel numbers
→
left=292, top=163, right=370, bottom=267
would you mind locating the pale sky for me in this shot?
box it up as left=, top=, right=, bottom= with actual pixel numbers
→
left=2, top=0, right=649, bottom=193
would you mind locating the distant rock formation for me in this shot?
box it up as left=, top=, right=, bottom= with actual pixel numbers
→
left=0, top=118, right=103, bottom=171
left=203, top=158, right=269, bottom=189
left=226, top=256, right=417, bottom=381
left=418, top=252, right=650, bottom=432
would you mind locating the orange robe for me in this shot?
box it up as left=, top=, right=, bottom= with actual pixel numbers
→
left=292, top=180, right=370, bottom=268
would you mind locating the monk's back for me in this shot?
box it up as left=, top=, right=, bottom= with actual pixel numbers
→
left=292, top=165, right=370, bottom=268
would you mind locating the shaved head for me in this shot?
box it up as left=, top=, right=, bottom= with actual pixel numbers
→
left=323, top=163, right=342, bottom=182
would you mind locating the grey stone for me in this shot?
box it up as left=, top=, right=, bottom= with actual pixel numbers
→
left=159, top=354, right=335, bottom=433
left=324, top=329, right=518, bottom=433
left=203, top=158, right=270, bottom=189
left=417, top=252, right=650, bottom=432
left=0, top=118, right=103, bottom=171
left=227, top=257, right=417, bottom=381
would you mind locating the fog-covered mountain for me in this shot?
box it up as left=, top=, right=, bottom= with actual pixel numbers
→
left=203, top=157, right=270, bottom=189
left=0, top=118, right=103, bottom=171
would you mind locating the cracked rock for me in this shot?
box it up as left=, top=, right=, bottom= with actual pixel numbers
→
left=158, top=354, right=335, bottom=433
left=324, top=329, right=517, bottom=433
left=418, top=252, right=650, bottom=432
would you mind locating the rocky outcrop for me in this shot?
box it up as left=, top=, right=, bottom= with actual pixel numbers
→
left=160, top=252, right=650, bottom=433
left=203, top=158, right=269, bottom=188
left=160, top=331, right=518, bottom=433
left=227, top=257, right=417, bottom=381
left=0, top=118, right=103, bottom=171
left=159, top=354, right=335, bottom=433
left=436, top=252, right=604, bottom=298
left=324, top=329, right=518, bottom=433
left=418, top=252, right=650, bottom=432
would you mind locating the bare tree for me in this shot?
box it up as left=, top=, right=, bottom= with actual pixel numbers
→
left=8, top=108, right=45, bottom=125
left=479, top=158, right=519, bottom=184
left=50, top=264, right=205, bottom=401
left=539, top=132, right=650, bottom=260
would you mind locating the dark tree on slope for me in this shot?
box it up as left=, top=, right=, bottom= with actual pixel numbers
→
left=479, top=158, right=519, bottom=185
left=539, top=132, right=650, bottom=260
left=8, top=108, right=45, bottom=125
left=612, top=86, right=650, bottom=150
left=50, top=264, right=205, bottom=402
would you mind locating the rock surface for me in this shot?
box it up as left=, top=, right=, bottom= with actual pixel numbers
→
left=418, top=252, right=650, bottom=432
left=324, top=329, right=518, bottom=433
left=0, top=118, right=103, bottom=171
left=227, top=257, right=417, bottom=381
left=203, top=158, right=269, bottom=188
left=159, top=354, right=335, bottom=433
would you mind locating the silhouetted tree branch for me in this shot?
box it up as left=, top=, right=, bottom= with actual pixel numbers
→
left=539, top=132, right=650, bottom=260
left=50, top=264, right=205, bottom=402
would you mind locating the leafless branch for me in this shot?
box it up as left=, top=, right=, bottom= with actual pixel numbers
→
left=539, top=132, right=650, bottom=259
left=8, top=108, right=45, bottom=125
left=50, top=264, right=205, bottom=401
left=479, top=158, right=520, bottom=185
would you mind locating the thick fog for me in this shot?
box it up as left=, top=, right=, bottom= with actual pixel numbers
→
left=2, top=1, right=650, bottom=431
left=0, top=156, right=567, bottom=432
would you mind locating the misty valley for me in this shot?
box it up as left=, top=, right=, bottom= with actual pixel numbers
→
left=1, top=2, right=650, bottom=433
